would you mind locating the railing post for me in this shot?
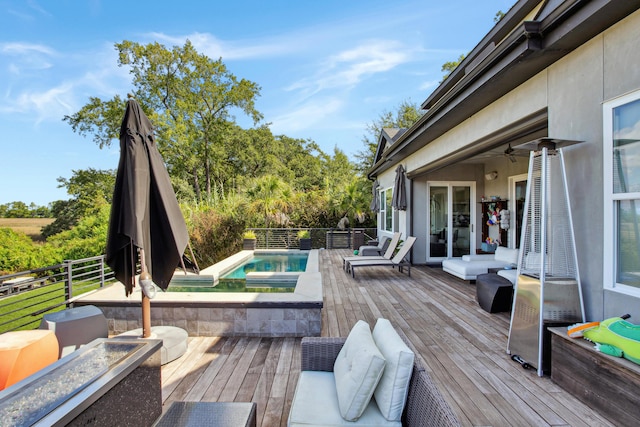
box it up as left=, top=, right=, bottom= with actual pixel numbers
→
left=99, top=255, right=105, bottom=288
left=64, top=260, right=73, bottom=308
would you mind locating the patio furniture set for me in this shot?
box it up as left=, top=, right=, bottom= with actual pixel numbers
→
left=287, top=318, right=461, bottom=426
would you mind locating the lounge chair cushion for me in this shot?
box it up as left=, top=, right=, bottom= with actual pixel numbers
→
left=372, top=318, right=414, bottom=421
left=333, top=320, right=386, bottom=421
left=288, top=371, right=401, bottom=427
left=442, top=247, right=519, bottom=280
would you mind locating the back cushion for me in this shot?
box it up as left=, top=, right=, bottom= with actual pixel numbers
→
left=494, top=247, right=518, bottom=264
left=372, top=319, right=415, bottom=421
left=334, top=320, right=386, bottom=421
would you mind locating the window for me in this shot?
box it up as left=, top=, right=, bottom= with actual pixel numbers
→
left=604, top=90, right=640, bottom=296
left=379, top=188, right=393, bottom=232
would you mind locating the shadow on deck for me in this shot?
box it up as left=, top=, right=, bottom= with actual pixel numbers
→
left=160, top=249, right=613, bottom=427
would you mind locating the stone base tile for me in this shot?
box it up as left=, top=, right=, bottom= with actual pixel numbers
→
left=101, top=305, right=321, bottom=337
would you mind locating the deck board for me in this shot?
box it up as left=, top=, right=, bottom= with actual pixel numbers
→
left=160, top=249, right=615, bottom=426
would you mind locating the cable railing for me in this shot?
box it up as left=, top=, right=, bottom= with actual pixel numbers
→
left=0, top=256, right=116, bottom=334
left=0, top=229, right=378, bottom=333
left=247, top=227, right=377, bottom=250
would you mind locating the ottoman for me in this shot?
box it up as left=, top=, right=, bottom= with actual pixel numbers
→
left=476, top=273, right=513, bottom=313
left=0, top=330, right=59, bottom=390
left=40, top=305, right=108, bottom=358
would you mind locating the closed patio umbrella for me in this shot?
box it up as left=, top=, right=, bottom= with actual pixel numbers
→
left=370, top=180, right=380, bottom=212
left=106, top=95, right=190, bottom=337
left=392, top=164, right=407, bottom=210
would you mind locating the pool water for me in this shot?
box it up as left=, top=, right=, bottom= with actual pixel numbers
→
left=221, top=253, right=308, bottom=279
left=167, top=252, right=308, bottom=293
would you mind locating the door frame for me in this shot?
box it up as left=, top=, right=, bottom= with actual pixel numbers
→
left=508, top=173, right=528, bottom=248
left=427, top=181, right=476, bottom=261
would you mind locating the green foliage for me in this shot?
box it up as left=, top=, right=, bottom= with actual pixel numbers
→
left=187, top=207, right=246, bottom=267
left=0, top=201, right=50, bottom=218
left=42, top=168, right=115, bottom=238
left=47, top=202, right=110, bottom=260
left=0, top=228, right=61, bottom=274
left=441, top=53, right=466, bottom=81
left=243, top=230, right=257, bottom=239
left=355, top=100, right=424, bottom=173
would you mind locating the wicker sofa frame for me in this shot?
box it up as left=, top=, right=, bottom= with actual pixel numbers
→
left=296, top=336, right=462, bottom=427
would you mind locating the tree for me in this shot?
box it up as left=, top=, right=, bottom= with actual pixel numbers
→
left=64, top=40, right=263, bottom=200
left=441, top=53, right=466, bottom=81
left=355, top=100, right=424, bottom=173
left=245, top=175, right=292, bottom=227
left=42, top=168, right=115, bottom=237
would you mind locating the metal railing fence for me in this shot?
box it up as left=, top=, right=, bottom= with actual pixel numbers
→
left=247, top=228, right=377, bottom=250
left=0, top=228, right=378, bottom=333
left=0, top=256, right=115, bottom=334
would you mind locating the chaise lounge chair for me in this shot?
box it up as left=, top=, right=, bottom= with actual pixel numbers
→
left=347, top=236, right=416, bottom=278
left=358, top=236, right=391, bottom=256
left=342, top=232, right=401, bottom=271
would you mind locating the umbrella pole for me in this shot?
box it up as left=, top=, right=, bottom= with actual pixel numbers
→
left=139, top=249, right=152, bottom=338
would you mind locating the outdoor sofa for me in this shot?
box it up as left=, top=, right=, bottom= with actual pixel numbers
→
left=287, top=319, right=461, bottom=427
left=442, top=246, right=519, bottom=281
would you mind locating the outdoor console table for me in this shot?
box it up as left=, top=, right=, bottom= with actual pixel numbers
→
left=549, top=327, right=640, bottom=426
left=0, top=337, right=162, bottom=427
left=154, top=401, right=257, bottom=427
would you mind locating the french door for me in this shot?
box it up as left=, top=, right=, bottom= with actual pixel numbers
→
left=428, top=182, right=475, bottom=260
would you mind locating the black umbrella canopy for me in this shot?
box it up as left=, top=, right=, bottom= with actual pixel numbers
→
left=392, top=164, right=407, bottom=211
left=370, top=180, right=380, bottom=212
left=106, top=98, right=189, bottom=295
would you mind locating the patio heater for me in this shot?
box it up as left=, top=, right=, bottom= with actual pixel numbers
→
left=507, top=138, right=586, bottom=376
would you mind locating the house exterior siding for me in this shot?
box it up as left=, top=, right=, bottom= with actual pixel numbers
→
left=372, top=6, right=640, bottom=321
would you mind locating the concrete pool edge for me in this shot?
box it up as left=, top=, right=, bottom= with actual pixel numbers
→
left=76, top=250, right=322, bottom=337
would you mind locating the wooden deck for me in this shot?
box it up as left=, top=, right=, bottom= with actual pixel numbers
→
left=160, top=249, right=613, bottom=426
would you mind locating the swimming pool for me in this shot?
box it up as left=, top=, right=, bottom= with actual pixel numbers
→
left=221, top=253, right=308, bottom=279
left=77, top=249, right=322, bottom=337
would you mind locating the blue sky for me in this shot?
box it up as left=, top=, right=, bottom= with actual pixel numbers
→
left=0, top=0, right=514, bottom=206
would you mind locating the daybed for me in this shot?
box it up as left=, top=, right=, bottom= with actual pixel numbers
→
left=288, top=319, right=460, bottom=427
left=442, top=246, right=518, bottom=281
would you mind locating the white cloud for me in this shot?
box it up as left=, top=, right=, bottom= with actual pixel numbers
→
left=616, top=120, right=640, bottom=141
left=418, top=79, right=440, bottom=91
left=270, top=97, right=344, bottom=134
left=1, top=42, right=55, bottom=56
left=286, top=40, right=414, bottom=98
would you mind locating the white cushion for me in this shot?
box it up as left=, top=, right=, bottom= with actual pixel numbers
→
left=333, top=320, right=386, bottom=421
left=494, top=247, right=519, bottom=264
left=288, top=371, right=400, bottom=427
left=372, top=319, right=415, bottom=421
left=497, top=269, right=517, bottom=285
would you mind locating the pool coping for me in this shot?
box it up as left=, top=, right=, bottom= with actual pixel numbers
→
left=76, top=250, right=323, bottom=336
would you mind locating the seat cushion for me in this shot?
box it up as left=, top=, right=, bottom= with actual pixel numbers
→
left=443, top=258, right=512, bottom=280
left=333, top=320, right=386, bottom=421
left=497, top=268, right=517, bottom=284
left=288, top=371, right=401, bottom=427
left=372, top=319, right=414, bottom=421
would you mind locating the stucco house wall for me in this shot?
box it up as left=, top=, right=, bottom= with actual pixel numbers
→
left=374, top=8, right=640, bottom=320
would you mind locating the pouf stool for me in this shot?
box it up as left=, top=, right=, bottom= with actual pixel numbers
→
left=0, top=330, right=59, bottom=390
left=476, top=273, right=513, bottom=313
left=40, top=305, right=108, bottom=358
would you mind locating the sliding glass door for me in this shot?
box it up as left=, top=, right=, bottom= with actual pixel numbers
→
left=428, top=182, right=475, bottom=260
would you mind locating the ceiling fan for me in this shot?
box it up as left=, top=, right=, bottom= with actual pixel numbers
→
left=504, top=144, right=517, bottom=163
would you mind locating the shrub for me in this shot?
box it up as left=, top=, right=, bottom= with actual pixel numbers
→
left=188, top=208, right=246, bottom=267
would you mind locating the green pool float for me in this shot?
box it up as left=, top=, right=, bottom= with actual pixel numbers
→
left=583, top=317, right=640, bottom=365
